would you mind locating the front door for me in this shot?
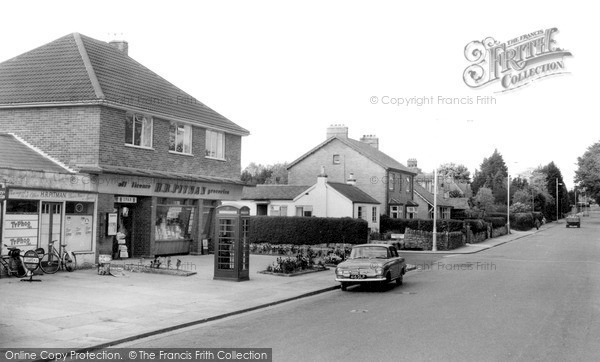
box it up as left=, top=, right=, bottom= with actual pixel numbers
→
left=40, top=202, right=62, bottom=254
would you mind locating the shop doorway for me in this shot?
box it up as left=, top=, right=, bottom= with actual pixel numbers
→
left=115, top=205, right=134, bottom=259
left=40, top=202, right=62, bottom=253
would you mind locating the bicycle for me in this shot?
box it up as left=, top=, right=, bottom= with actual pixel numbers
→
left=1, top=244, right=27, bottom=278
left=37, top=240, right=77, bottom=274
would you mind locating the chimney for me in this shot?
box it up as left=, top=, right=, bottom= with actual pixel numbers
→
left=109, top=40, right=129, bottom=55
left=317, top=166, right=328, bottom=184
left=326, top=124, right=348, bottom=139
left=347, top=173, right=357, bottom=186
left=407, top=158, right=418, bottom=169
left=359, top=134, right=379, bottom=149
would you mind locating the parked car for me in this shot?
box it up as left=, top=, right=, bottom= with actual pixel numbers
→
left=566, top=214, right=581, bottom=228
left=335, top=244, right=406, bottom=291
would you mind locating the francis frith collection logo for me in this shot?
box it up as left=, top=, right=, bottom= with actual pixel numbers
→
left=463, top=28, right=572, bottom=91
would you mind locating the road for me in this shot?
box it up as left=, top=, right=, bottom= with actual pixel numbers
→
left=119, top=213, right=600, bottom=361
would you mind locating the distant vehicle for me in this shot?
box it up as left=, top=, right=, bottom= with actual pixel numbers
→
left=566, top=214, right=581, bottom=228
left=335, top=244, right=406, bottom=291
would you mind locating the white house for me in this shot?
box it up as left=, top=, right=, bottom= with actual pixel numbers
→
left=234, top=169, right=381, bottom=231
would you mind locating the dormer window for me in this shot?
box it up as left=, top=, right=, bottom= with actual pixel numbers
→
left=125, top=113, right=153, bottom=148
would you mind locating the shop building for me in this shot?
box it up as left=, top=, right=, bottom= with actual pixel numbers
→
left=0, top=33, right=248, bottom=259
left=0, top=133, right=97, bottom=267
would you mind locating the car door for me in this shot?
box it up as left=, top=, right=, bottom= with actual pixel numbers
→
left=389, top=246, right=400, bottom=279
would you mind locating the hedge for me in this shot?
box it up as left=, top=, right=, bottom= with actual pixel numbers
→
left=484, top=216, right=507, bottom=228
left=380, top=215, right=466, bottom=233
left=511, top=213, right=534, bottom=231
left=248, top=216, right=368, bottom=245
left=464, top=219, right=488, bottom=233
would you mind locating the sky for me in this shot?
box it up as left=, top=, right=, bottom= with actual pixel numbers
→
left=0, top=0, right=596, bottom=189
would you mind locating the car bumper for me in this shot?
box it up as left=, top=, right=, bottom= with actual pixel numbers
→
left=335, top=277, right=386, bottom=282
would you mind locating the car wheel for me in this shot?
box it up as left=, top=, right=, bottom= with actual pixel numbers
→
left=341, top=282, right=348, bottom=291
left=396, top=273, right=403, bottom=286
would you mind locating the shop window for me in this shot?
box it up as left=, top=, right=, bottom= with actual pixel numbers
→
left=125, top=113, right=153, bottom=147
left=205, top=130, right=225, bottom=159
left=169, top=122, right=192, bottom=154
left=3, top=200, right=39, bottom=250
left=65, top=202, right=94, bottom=252
left=155, top=199, right=197, bottom=240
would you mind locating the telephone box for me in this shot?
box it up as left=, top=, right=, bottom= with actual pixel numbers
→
left=213, top=204, right=250, bottom=281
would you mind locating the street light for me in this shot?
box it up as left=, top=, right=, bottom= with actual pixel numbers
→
left=556, top=177, right=562, bottom=222
left=507, top=174, right=511, bottom=234
left=432, top=167, right=438, bottom=251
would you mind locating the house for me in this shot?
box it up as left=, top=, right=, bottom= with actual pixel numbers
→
left=413, top=183, right=453, bottom=219
left=231, top=170, right=381, bottom=231
left=0, top=33, right=248, bottom=259
left=287, top=125, right=417, bottom=219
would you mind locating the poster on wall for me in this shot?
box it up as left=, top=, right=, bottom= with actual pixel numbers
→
left=65, top=215, right=93, bottom=252
left=2, top=214, right=39, bottom=254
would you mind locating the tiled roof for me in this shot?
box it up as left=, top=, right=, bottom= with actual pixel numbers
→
left=78, top=164, right=245, bottom=185
left=328, top=182, right=379, bottom=204
left=413, top=183, right=453, bottom=207
left=0, top=133, right=73, bottom=173
left=0, top=33, right=249, bottom=136
left=242, top=185, right=310, bottom=200
left=287, top=136, right=415, bottom=174
left=444, top=197, right=471, bottom=210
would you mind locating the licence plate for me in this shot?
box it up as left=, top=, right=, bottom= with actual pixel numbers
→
left=24, top=257, right=39, bottom=263
left=350, top=275, right=366, bottom=279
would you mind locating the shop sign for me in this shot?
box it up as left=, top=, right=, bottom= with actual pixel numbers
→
left=8, top=188, right=97, bottom=202
left=115, top=196, right=137, bottom=203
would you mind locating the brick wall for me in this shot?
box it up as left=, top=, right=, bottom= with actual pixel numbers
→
left=0, top=106, right=101, bottom=168
left=99, top=107, right=242, bottom=178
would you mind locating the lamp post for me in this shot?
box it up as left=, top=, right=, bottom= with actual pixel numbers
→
left=432, top=167, right=438, bottom=252
left=507, top=174, right=511, bottom=234
left=556, top=178, right=562, bottom=222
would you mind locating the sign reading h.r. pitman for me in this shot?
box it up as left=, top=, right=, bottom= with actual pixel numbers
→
left=463, top=28, right=572, bottom=91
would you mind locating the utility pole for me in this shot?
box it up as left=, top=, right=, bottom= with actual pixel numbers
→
left=432, top=168, right=437, bottom=252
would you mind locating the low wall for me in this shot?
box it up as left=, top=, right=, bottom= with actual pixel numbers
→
left=402, top=229, right=465, bottom=251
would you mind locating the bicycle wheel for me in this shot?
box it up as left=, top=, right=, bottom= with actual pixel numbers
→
left=8, top=257, right=27, bottom=278
left=40, top=252, right=60, bottom=274
left=63, top=252, right=76, bottom=272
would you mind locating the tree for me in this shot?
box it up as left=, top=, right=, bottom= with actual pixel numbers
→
left=575, top=141, right=600, bottom=203
left=241, top=162, right=288, bottom=185
left=510, top=202, right=532, bottom=213
left=438, top=163, right=471, bottom=183
left=474, top=187, right=495, bottom=213
left=540, top=162, right=569, bottom=219
left=471, top=149, right=508, bottom=197
left=513, top=189, right=533, bottom=206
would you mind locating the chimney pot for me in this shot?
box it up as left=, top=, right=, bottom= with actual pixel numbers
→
left=109, top=40, right=129, bottom=55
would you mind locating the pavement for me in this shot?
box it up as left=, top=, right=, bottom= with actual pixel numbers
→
left=0, top=221, right=556, bottom=352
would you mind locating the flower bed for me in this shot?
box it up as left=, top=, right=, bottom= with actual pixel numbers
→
left=250, top=243, right=352, bottom=266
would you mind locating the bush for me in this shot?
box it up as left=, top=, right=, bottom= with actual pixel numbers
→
left=485, top=216, right=506, bottom=228
left=511, top=212, right=534, bottom=231
left=248, top=216, right=368, bottom=245
left=464, top=219, right=488, bottom=233
left=510, top=202, right=532, bottom=213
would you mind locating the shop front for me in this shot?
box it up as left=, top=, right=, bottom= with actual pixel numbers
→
left=2, top=187, right=97, bottom=265
left=96, top=173, right=243, bottom=258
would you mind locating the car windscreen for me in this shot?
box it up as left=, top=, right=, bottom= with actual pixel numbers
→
left=350, top=247, right=388, bottom=259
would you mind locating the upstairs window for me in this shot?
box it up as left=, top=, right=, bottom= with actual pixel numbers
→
left=389, top=173, right=395, bottom=190
left=372, top=207, right=377, bottom=223
left=206, top=130, right=225, bottom=159
left=125, top=113, right=153, bottom=147
left=333, top=154, right=340, bottom=164
left=169, top=122, right=192, bottom=154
